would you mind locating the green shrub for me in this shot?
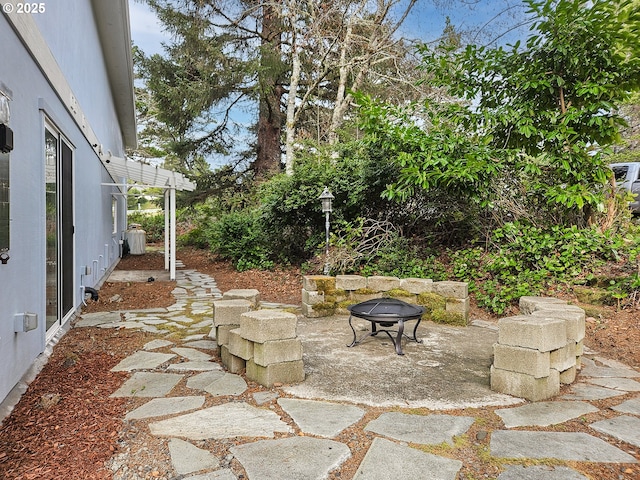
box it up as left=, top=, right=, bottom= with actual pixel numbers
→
left=207, top=209, right=273, bottom=271
left=467, top=221, right=634, bottom=314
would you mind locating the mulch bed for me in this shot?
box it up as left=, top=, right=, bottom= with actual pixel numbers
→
left=0, top=328, right=149, bottom=480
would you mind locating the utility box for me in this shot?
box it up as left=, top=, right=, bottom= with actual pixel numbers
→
left=14, top=312, right=38, bottom=333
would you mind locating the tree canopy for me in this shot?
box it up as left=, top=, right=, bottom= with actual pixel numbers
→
left=358, top=0, right=640, bottom=227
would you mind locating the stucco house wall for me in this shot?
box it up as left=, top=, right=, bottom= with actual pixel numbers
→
left=0, top=1, right=136, bottom=405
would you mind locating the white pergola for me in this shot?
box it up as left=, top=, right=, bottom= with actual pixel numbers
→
left=102, top=155, right=196, bottom=280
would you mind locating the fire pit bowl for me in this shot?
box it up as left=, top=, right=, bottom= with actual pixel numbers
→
left=346, top=298, right=425, bottom=355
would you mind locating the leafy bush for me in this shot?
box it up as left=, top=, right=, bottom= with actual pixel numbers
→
left=453, top=222, right=632, bottom=314
left=207, top=209, right=273, bottom=271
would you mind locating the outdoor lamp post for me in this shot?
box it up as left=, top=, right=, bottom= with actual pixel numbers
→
left=319, top=187, right=334, bottom=275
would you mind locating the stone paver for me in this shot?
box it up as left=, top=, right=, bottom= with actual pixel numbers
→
left=167, top=361, right=222, bottom=372
left=83, top=263, right=640, bottom=480
left=201, top=373, right=247, bottom=396
left=495, top=401, right=598, bottom=428
left=253, top=391, right=278, bottom=405
left=497, top=465, right=588, bottom=479
left=490, top=431, right=638, bottom=463
left=148, top=403, right=292, bottom=440
left=143, top=339, right=174, bottom=350
left=110, top=351, right=176, bottom=372
left=560, top=384, right=627, bottom=401
left=277, top=398, right=365, bottom=438
left=580, top=358, right=640, bottom=378
left=171, top=347, right=212, bottom=361
left=186, top=371, right=226, bottom=390
left=125, top=396, right=205, bottom=420
left=612, top=397, right=640, bottom=415
left=184, top=340, right=218, bottom=350
left=590, top=415, right=640, bottom=448
left=354, top=437, right=462, bottom=480
left=183, top=471, right=236, bottom=480
left=110, top=372, right=184, bottom=398
left=74, top=312, right=121, bottom=327
left=586, top=377, right=640, bottom=392
left=168, top=438, right=219, bottom=475
left=230, top=436, right=350, bottom=480
left=364, top=412, right=474, bottom=445
left=184, top=372, right=247, bottom=396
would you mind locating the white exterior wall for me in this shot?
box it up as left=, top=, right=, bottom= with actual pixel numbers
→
left=0, top=2, right=131, bottom=404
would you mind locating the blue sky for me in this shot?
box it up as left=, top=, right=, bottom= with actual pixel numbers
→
left=128, top=0, right=530, bottom=58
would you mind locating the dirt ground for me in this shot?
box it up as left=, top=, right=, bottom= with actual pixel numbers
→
left=0, top=246, right=638, bottom=479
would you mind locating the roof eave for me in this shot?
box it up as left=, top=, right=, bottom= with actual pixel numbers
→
left=91, top=0, right=137, bottom=149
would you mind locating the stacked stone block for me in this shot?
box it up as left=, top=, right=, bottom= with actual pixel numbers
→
left=213, top=298, right=252, bottom=374
left=300, top=274, right=469, bottom=322
left=214, top=293, right=304, bottom=387
left=491, top=296, right=586, bottom=401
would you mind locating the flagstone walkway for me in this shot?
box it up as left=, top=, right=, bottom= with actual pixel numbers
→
left=72, top=265, right=640, bottom=480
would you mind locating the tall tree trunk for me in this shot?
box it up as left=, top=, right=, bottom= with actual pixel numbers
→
left=284, top=31, right=301, bottom=175
left=254, top=2, right=283, bottom=177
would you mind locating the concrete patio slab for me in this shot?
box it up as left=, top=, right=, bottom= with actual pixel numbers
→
left=490, top=431, right=638, bottom=463
left=284, top=315, right=520, bottom=409
left=495, top=401, right=598, bottom=428
left=497, top=465, right=588, bottom=479
left=107, top=270, right=170, bottom=282
left=125, top=396, right=205, bottom=420
left=168, top=438, right=219, bottom=475
left=590, top=415, right=640, bottom=448
left=148, top=403, right=292, bottom=440
left=110, top=372, right=184, bottom=398
left=353, top=437, right=462, bottom=480
left=277, top=398, right=365, bottom=438
left=230, top=436, right=350, bottom=480
left=364, top=412, right=474, bottom=445
left=111, top=351, right=176, bottom=372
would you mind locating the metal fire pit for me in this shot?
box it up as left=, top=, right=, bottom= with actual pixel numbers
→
left=347, top=298, right=425, bottom=355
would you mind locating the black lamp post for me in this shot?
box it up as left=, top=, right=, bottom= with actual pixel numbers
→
left=319, top=187, right=334, bottom=275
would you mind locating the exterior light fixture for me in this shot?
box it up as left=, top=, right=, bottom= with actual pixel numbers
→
left=318, top=187, right=334, bottom=275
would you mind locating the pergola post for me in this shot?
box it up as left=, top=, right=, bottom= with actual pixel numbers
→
left=164, top=189, right=170, bottom=271
left=169, top=182, right=176, bottom=281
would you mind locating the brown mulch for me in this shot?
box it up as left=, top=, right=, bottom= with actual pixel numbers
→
left=0, top=328, right=150, bottom=479
left=1, top=246, right=639, bottom=480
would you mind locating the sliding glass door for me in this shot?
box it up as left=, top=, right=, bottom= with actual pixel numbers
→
left=45, top=122, right=74, bottom=337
